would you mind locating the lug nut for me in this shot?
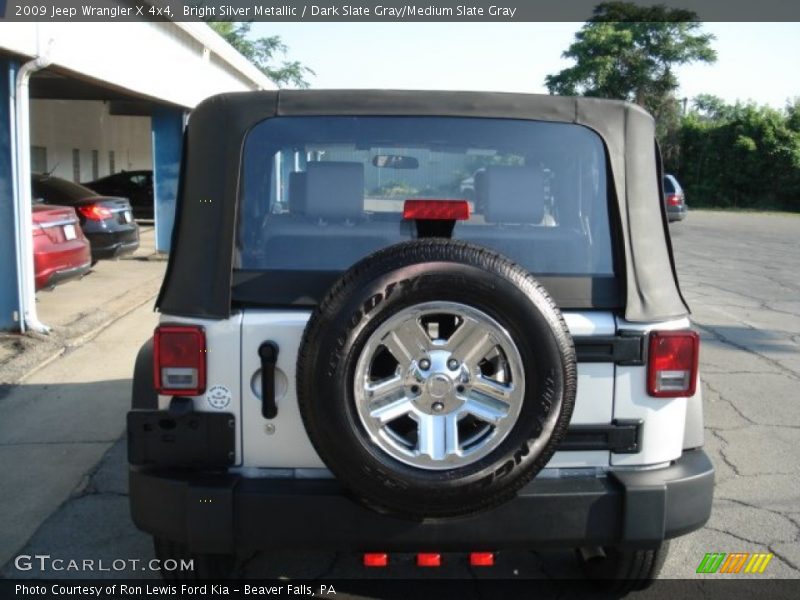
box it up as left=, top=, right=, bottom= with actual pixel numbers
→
left=419, top=358, right=431, bottom=370
left=410, top=385, right=421, bottom=394
left=447, top=358, right=459, bottom=370
left=432, top=402, right=444, bottom=412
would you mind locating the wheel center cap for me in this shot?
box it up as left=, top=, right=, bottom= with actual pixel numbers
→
left=427, top=374, right=452, bottom=398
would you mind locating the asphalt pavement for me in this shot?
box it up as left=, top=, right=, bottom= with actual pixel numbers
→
left=0, top=210, right=798, bottom=591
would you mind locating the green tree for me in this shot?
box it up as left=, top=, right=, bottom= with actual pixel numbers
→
left=677, top=99, right=800, bottom=211
left=209, top=22, right=314, bottom=88
left=692, top=93, right=732, bottom=121
left=786, top=98, right=800, bottom=133
left=545, top=2, right=716, bottom=123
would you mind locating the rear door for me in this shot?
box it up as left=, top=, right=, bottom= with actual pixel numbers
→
left=235, top=115, right=621, bottom=471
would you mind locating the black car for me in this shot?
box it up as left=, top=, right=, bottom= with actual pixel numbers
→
left=84, top=170, right=153, bottom=220
left=32, top=174, right=140, bottom=261
left=663, top=174, right=688, bottom=222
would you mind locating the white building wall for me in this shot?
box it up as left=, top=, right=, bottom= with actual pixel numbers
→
left=30, top=100, right=151, bottom=182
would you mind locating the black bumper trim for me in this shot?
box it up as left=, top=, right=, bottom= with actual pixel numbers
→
left=574, top=333, right=645, bottom=365
left=86, top=230, right=140, bottom=259
left=560, top=420, right=642, bottom=454
left=127, top=410, right=643, bottom=467
left=129, top=449, right=714, bottom=554
left=42, top=261, right=92, bottom=288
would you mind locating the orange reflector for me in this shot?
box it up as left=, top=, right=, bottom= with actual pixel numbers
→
left=403, top=199, right=470, bottom=221
left=363, top=553, right=388, bottom=567
left=469, top=552, right=495, bottom=567
left=417, top=553, right=441, bottom=567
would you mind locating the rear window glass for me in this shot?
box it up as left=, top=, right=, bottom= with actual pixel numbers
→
left=239, top=116, right=614, bottom=277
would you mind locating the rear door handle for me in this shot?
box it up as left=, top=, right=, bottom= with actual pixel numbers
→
left=258, top=342, right=279, bottom=419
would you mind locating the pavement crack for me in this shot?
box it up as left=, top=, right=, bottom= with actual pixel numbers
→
left=705, top=425, right=749, bottom=433
left=531, top=549, right=555, bottom=581
left=708, top=429, right=743, bottom=477
left=703, top=380, right=758, bottom=427
left=705, top=380, right=800, bottom=430
left=233, top=550, right=260, bottom=579
left=705, top=526, right=764, bottom=546
left=72, top=488, right=128, bottom=499
left=702, top=370, right=778, bottom=375
left=715, top=497, right=800, bottom=532
left=696, top=323, right=800, bottom=381
left=768, top=545, right=800, bottom=574
left=69, top=438, right=125, bottom=499
left=693, top=280, right=799, bottom=307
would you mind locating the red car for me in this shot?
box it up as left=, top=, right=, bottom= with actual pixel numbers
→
left=32, top=204, right=92, bottom=290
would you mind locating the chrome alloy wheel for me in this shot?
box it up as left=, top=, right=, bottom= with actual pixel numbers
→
left=353, top=301, right=525, bottom=470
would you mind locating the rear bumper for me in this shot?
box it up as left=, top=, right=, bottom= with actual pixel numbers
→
left=34, top=249, right=91, bottom=290
left=129, top=449, right=714, bottom=554
left=667, top=206, right=688, bottom=221
left=86, top=227, right=139, bottom=259
left=44, top=261, right=92, bottom=288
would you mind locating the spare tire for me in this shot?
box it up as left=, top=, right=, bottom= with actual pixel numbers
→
left=297, top=239, right=576, bottom=518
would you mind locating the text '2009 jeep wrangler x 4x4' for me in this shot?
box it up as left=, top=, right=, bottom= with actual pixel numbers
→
left=128, top=90, right=713, bottom=588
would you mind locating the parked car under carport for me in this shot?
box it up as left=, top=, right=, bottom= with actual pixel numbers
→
left=84, top=170, right=153, bottom=221
left=32, top=203, right=92, bottom=290
left=32, top=174, right=140, bottom=262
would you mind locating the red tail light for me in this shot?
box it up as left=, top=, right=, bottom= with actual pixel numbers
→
left=153, top=325, right=206, bottom=396
left=416, top=553, right=441, bottom=567
left=403, top=199, right=470, bottom=221
left=469, top=552, right=495, bottom=567
left=363, top=553, right=388, bottom=567
left=647, top=330, right=699, bottom=397
left=32, top=224, right=45, bottom=236
left=666, top=193, right=681, bottom=207
left=77, top=204, right=113, bottom=220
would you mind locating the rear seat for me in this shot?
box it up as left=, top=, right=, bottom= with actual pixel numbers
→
left=454, top=165, right=591, bottom=274
left=258, top=161, right=413, bottom=270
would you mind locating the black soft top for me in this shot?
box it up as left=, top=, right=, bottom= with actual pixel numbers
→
left=156, top=90, right=688, bottom=323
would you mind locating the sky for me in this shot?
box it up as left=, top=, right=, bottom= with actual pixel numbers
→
left=251, top=22, right=800, bottom=109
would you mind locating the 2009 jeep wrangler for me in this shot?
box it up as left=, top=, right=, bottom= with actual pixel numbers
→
left=128, top=90, right=713, bottom=587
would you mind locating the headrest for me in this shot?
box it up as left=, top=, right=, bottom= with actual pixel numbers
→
left=288, top=171, right=307, bottom=213
left=479, top=166, right=545, bottom=224
left=304, top=161, right=364, bottom=220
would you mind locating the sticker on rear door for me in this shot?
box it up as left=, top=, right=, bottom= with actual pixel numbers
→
left=206, top=385, right=232, bottom=409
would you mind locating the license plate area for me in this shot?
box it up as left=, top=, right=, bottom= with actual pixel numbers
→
left=127, top=410, right=235, bottom=468
left=63, top=224, right=76, bottom=240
